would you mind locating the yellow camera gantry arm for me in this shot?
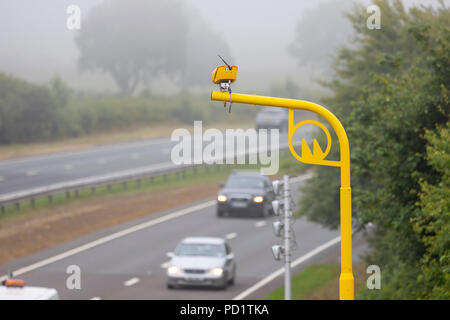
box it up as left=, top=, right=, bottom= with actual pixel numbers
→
left=210, top=65, right=354, bottom=300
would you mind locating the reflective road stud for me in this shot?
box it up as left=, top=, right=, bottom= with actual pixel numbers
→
left=210, top=89, right=355, bottom=300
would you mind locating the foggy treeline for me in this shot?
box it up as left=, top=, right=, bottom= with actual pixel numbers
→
left=0, top=0, right=355, bottom=143
left=0, top=0, right=357, bottom=95
left=0, top=0, right=443, bottom=144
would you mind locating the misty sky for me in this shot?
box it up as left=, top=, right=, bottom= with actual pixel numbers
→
left=0, top=0, right=447, bottom=94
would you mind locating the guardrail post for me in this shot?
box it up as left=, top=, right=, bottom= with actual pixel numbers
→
left=66, top=191, right=70, bottom=199
left=1, top=206, right=4, bottom=215
left=48, top=195, right=53, bottom=204
left=31, top=198, right=35, bottom=209
left=15, top=202, right=20, bottom=211
left=74, top=190, right=79, bottom=198
left=122, top=181, right=127, bottom=190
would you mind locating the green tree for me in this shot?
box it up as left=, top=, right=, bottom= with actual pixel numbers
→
left=76, top=0, right=188, bottom=95
left=413, top=123, right=450, bottom=299
left=50, top=75, right=72, bottom=108
left=270, top=78, right=300, bottom=99
left=294, top=0, right=449, bottom=299
left=0, top=73, right=59, bottom=143
left=288, top=0, right=354, bottom=78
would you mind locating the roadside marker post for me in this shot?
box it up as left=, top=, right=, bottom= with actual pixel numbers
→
left=283, top=175, right=292, bottom=300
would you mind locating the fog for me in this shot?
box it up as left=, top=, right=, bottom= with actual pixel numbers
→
left=0, top=0, right=446, bottom=95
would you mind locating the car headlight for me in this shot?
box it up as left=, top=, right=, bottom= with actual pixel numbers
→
left=253, top=196, right=264, bottom=203
left=209, top=267, right=224, bottom=276
left=217, top=195, right=227, bottom=202
left=167, top=266, right=181, bottom=275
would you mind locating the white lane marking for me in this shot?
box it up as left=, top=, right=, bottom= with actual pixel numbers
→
left=0, top=200, right=216, bottom=282
left=124, top=277, right=140, bottom=287
left=254, top=221, right=266, bottom=228
left=161, top=261, right=170, bottom=269
left=90, top=297, right=102, bottom=300
left=131, top=153, right=140, bottom=160
left=64, top=164, right=73, bottom=170
left=26, top=170, right=37, bottom=176
left=225, top=232, right=237, bottom=240
left=232, top=235, right=341, bottom=300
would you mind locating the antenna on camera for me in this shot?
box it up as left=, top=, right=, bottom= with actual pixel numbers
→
left=218, top=54, right=232, bottom=70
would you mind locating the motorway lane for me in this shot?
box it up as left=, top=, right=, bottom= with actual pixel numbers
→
left=0, top=138, right=175, bottom=195
left=0, top=177, right=340, bottom=300
left=0, top=117, right=314, bottom=196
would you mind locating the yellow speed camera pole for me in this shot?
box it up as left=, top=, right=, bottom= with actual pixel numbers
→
left=210, top=67, right=354, bottom=300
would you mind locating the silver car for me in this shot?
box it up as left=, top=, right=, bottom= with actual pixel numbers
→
left=166, top=237, right=236, bottom=290
left=255, top=108, right=289, bottom=132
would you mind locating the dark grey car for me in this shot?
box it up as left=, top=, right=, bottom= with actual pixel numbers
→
left=216, top=171, right=275, bottom=218
left=255, top=108, right=289, bottom=132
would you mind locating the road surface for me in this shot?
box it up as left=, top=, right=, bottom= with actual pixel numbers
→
left=0, top=177, right=367, bottom=300
left=0, top=123, right=315, bottom=197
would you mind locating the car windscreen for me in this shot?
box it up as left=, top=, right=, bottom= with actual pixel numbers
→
left=175, top=243, right=226, bottom=257
left=225, top=176, right=264, bottom=189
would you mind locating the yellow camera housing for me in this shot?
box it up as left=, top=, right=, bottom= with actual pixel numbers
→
left=211, top=65, right=238, bottom=84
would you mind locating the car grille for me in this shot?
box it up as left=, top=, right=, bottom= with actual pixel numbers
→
left=229, top=194, right=252, bottom=203
left=184, top=269, right=206, bottom=274
left=230, top=197, right=249, bottom=202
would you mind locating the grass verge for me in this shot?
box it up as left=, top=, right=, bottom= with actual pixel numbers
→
left=265, top=262, right=368, bottom=300
left=265, top=264, right=340, bottom=300
left=0, top=166, right=231, bottom=225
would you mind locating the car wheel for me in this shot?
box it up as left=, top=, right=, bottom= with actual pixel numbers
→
left=228, top=273, right=235, bottom=285
left=228, top=266, right=236, bottom=285
left=217, top=277, right=228, bottom=290
left=217, top=210, right=224, bottom=217
left=167, top=283, right=175, bottom=289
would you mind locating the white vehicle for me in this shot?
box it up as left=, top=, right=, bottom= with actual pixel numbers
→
left=166, top=237, right=236, bottom=290
left=0, top=279, right=59, bottom=300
